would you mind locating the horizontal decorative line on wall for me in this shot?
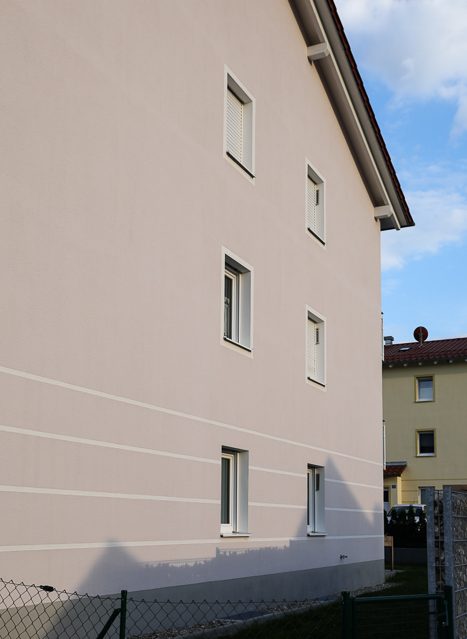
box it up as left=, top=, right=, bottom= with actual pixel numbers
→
left=250, top=501, right=306, bottom=510
left=0, top=485, right=219, bottom=505
left=0, top=424, right=220, bottom=466
left=250, top=465, right=305, bottom=478
left=0, top=484, right=314, bottom=511
left=325, top=535, right=383, bottom=540
left=325, top=478, right=381, bottom=490
left=0, top=535, right=385, bottom=553
left=325, top=507, right=383, bottom=514
left=0, top=365, right=381, bottom=467
left=1, top=425, right=381, bottom=486
left=0, top=483, right=381, bottom=515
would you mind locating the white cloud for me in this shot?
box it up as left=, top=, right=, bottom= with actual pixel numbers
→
left=382, top=189, right=467, bottom=270
left=336, top=0, right=467, bottom=135
left=334, top=2, right=467, bottom=269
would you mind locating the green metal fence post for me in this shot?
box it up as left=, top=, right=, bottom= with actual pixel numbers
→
left=444, top=585, right=455, bottom=639
left=119, top=590, right=127, bottom=639
left=342, top=591, right=353, bottom=639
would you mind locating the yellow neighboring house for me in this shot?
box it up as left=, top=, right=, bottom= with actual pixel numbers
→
left=383, top=333, right=467, bottom=508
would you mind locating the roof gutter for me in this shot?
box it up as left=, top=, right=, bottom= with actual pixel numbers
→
left=290, top=0, right=413, bottom=230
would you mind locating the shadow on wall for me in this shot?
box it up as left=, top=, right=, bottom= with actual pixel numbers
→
left=1, top=458, right=383, bottom=638
left=75, top=457, right=382, bottom=594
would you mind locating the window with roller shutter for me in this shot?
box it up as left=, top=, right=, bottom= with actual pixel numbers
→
left=225, top=72, right=254, bottom=177
left=226, top=89, right=244, bottom=164
left=307, top=309, right=325, bottom=386
left=306, top=164, right=325, bottom=242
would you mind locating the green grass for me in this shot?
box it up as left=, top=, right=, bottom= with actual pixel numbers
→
left=365, top=564, right=428, bottom=596
left=353, top=566, right=433, bottom=639
left=208, top=565, right=430, bottom=639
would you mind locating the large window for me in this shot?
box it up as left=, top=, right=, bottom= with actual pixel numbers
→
left=306, top=164, right=325, bottom=243
left=223, top=252, right=252, bottom=350
left=416, top=377, right=433, bottom=402
left=307, top=465, right=325, bottom=534
left=225, top=72, right=254, bottom=177
left=307, top=309, right=325, bottom=386
left=221, top=447, right=249, bottom=536
left=417, top=430, right=435, bottom=456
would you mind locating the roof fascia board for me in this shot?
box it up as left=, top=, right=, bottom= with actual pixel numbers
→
left=291, top=0, right=409, bottom=230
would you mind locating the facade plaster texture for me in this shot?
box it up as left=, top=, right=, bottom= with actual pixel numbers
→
left=1, top=0, right=385, bottom=597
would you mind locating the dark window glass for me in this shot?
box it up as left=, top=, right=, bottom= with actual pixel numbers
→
left=224, top=275, right=233, bottom=339
left=221, top=456, right=231, bottom=524
left=419, top=431, right=434, bottom=455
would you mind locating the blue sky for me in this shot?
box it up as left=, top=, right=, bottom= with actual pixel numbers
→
left=336, top=0, right=467, bottom=343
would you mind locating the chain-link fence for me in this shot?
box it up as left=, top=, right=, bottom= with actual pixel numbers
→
left=426, top=486, right=467, bottom=638
left=445, top=488, right=467, bottom=639
left=0, top=577, right=343, bottom=639
left=0, top=579, right=120, bottom=639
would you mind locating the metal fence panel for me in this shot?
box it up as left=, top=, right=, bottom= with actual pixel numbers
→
left=344, top=591, right=452, bottom=639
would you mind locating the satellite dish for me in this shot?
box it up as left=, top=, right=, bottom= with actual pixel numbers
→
left=413, top=326, right=428, bottom=344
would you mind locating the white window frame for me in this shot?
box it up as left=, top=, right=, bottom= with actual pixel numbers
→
left=221, top=447, right=249, bottom=536
left=307, top=465, right=325, bottom=535
left=306, top=307, right=326, bottom=386
left=416, top=430, right=435, bottom=457
left=224, top=267, right=239, bottom=343
left=306, top=162, right=325, bottom=244
left=415, top=376, right=434, bottom=402
left=224, top=68, right=255, bottom=178
left=222, top=249, right=253, bottom=351
left=221, top=450, right=237, bottom=535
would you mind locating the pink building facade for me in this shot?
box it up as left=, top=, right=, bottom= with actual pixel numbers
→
left=0, top=0, right=412, bottom=599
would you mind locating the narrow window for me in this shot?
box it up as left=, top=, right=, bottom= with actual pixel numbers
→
left=417, top=430, right=435, bottom=456
left=307, top=465, right=325, bottom=534
left=223, top=252, right=252, bottom=350
left=224, top=268, right=239, bottom=342
left=225, top=73, right=254, bottom=177
left=221, top=447, right=249, bottom=535
left=307, top=309, right=325, bottom=385
left=306, top=165, right=325, bottom=242
left=221, top=451, right=237, bottom=534
left=416, top=377, right=433, bottom=402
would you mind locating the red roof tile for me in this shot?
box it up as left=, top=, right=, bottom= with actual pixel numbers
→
left=384, top=337, right=467, bottom=365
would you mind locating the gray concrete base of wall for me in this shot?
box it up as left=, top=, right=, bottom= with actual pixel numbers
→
left=129, top=559, right=384, bottom=602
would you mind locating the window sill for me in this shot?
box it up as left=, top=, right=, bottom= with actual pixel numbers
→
left=220, top=533, right=251, bottom=538
left=415, top=399, right=434, bottom=403
left=226, top=152, right=255, bottom=179
left=307, top=376, right=326, bottom=388
left=307, top=228, right=326, bottom=246
left=307, top=532, right=326, bottom=537
left=417, top=453, right=435, bottom=457
left=223, top=337, right=252, bottom=352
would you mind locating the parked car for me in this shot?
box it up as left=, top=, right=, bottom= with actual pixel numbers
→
left=387, top=504, right=426, bottom=524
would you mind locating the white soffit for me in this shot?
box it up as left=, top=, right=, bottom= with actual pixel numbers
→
left=291, top=0, right=412, bottom=231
